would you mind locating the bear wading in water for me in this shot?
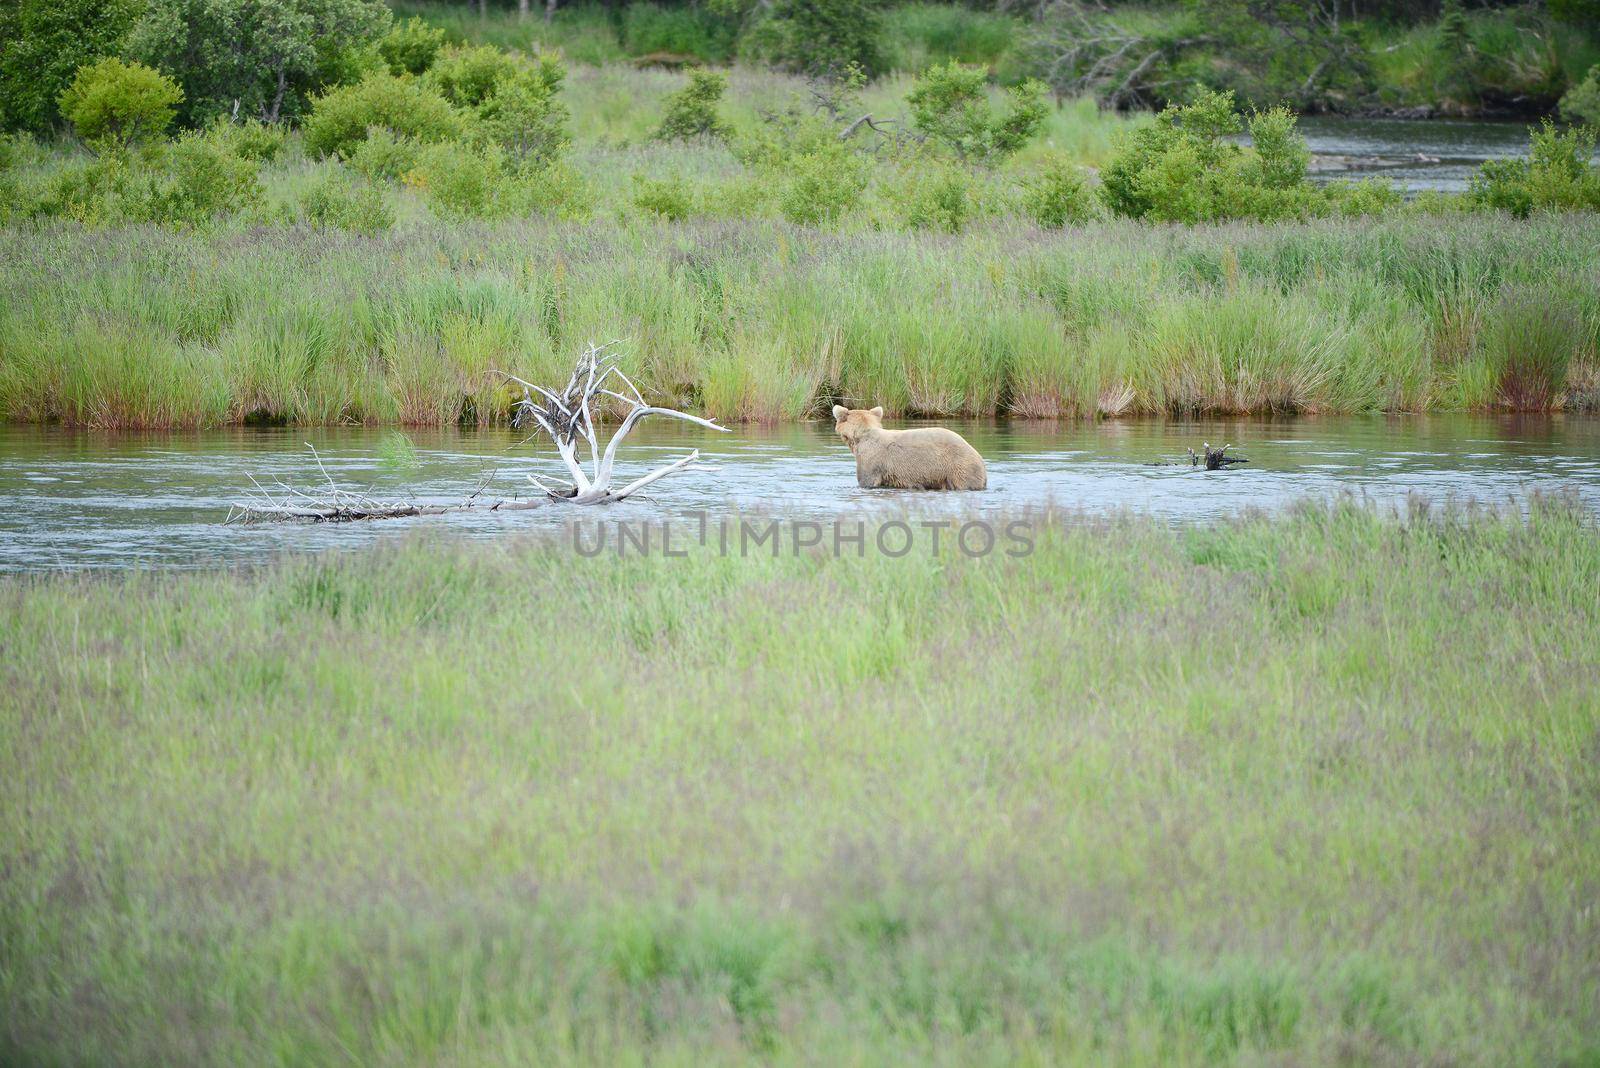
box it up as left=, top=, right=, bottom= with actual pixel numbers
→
left=832, top=405, right=987, bottom=491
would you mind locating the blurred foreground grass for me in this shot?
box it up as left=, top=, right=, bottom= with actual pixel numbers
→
left=3, top=499, right=1599, bottom=1063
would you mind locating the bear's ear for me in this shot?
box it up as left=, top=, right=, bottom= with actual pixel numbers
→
left=831, top=405, right=848, bottom=422
left=869, top=406, right=884, bottom=419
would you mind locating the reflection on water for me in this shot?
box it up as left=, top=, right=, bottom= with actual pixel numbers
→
left=3, top=415, right=1598, bottom=571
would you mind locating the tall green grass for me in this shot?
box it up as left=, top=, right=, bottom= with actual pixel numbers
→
left=2, top=215, right=1597, bottom=427
left=3, top=502, right=1599, bottom=1063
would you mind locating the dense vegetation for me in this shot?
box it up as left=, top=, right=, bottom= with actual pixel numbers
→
left=2, top=1, right=1599, bottom=430
left=3, top=214, right=1597, bottom=426
left=4, top=501, right=1598, bottom=1064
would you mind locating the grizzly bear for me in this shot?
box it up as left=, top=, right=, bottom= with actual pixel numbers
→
left=831, top=406, right=987, bottom=491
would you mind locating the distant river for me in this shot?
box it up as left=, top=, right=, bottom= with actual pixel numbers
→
left=1296, top=115, right=1544, bottom=192
left=3, top=416, right=1599, bottom=570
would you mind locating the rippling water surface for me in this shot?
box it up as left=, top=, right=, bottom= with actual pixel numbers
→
left=4, top=415, right=1599, bottom=570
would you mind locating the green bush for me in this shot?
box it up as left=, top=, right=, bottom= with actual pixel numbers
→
left=146, top=131, right=263, bottom=224
left=403, top=146, right=588, bottom=221
left=347, top=126, right=422, bottom=181
left=426, top=44, right=521, bottom=109
left=654, top=68, right=730, bottom=141
left=1022, top=158, right=1097, bottom=227
left=778, top=143, right=869, bottom=226
left=1100, top=90, right=1326, bottom=223
left=57, top=58, right=182, bottom=148
left=406, top=142, right=505, bottom=219
left=302, top=170, right=395, bottom=233
left=1468, top=120, right=1600, bottom=217
left=476, top=54, right=571, bottom=171
left=632, top=174, right=693, bottom=221
left=420, top=45, right=570, bottom=171
left=1560, top=65, right=1600, bottom=127
left=899, top=163, right=974, bottom=233
left=380, top=15, right=446, bottom=76
left=302, top=71, right=464, bottom=158
left=206, top=117, right=287, bottom=162
left=0, top=0, right=141, bottom=134
left=1329, top=177, right=1405, bottom=218
left=32, top=131, right=261, bottom=226
left=905, top=61, right=1048, bottom=163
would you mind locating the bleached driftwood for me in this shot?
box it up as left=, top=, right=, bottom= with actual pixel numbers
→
left=226, top=343, right=726, bottom=523
left=499, top=340, right=728, bottom=504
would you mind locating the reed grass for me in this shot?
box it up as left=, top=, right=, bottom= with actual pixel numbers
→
left=2, top=501, right=1598, bottom=1064
left=2, top=214, right=1597, bottom=428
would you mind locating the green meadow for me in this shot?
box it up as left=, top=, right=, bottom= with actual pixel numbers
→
left=3, top=501, right=1598, bottom=1064
left=3, top=213, right=1598, bottom=428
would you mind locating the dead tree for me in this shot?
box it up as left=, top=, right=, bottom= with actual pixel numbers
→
left=500, top=341, right=728, bottom=504
left=227, top=343, right=726, bottom=522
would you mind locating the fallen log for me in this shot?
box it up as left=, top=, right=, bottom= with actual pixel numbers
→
left=1188, top=442, right=1249, bottom=470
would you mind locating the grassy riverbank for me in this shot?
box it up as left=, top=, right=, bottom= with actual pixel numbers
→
left=3, top=501, right=1598, bottom=1064
left=2, top=214, right=1599, bottom=427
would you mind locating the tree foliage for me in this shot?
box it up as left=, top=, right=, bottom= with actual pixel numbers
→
left=0, top=0, right=141, bottom=133
left=126, top=0, right=391, bottom=125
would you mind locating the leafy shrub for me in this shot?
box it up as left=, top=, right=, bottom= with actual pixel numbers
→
left=900, top=163, right=974, bottom=232
left=751, top=0, right=886, bottom=78
left=406, top=142, right=504, bottom=219
left=206, top=117, right=286, bottom=162
left=475, top=54, right=571, bottom=171
left=0, top=0, right=141, bottom=134
left=404, top=141, right=584, bottom=220
left=303, top=170, right=394, bottom=233
left=778, top=143, right=869, bottom=225
left=655, top=68, right=730, bottom=141
left=33, top=131, right=260, bottom=226
left=348, top=126, right=421, bottom=181
left=632, top=174, right=693, bottom=221
left=906, top=61, right=1048, bottom=163
left=1021, top=157, right=1097, bottom=227
left=426, top=44, right=521, bottom=110
left=380, top=15, right=445, bottom=76
left=1468, top=120, right=1600, bottom=217
left=58, top=58, right=182, bottom=148
left=126, top=0, right=392, bottom=125
left=140, top=131, right=263, bottom=225
left=303, top=72, right=463, bottom=158
left=1100, top=89, right=1326, bottom=223
left=1560, top=65, right=1600, bottom=128
left=1329, top=177, right=1404, bottom=217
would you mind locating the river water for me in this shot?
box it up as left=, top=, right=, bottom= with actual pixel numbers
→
left=1289, top=116, right=1539, bottom=192
left=3, top=416, right=1598, bottom=571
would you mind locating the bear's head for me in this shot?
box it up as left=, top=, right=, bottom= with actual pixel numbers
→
left=832, top=405, right=883, bottom=448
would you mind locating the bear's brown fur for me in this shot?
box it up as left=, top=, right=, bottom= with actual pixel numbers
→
left=831, top=406, right=987, bottom=491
